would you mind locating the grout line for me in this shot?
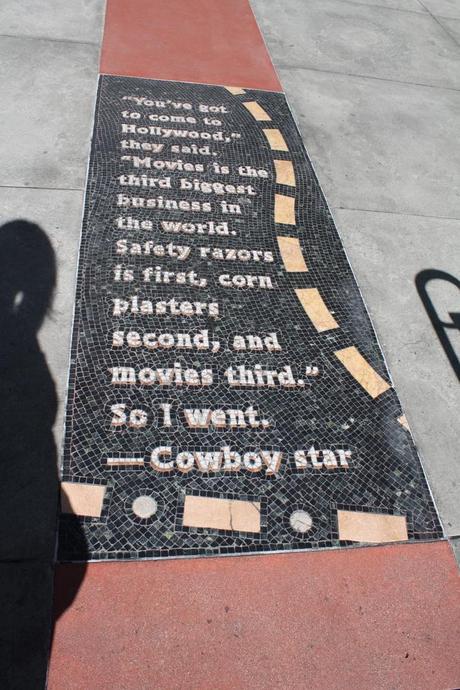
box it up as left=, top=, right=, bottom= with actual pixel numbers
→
left=259, top=0, right=460, bottom=22
left=335, top=205, right=460, bottom=221
left=416, top=1, right=460, bottom=47
left=436, top=15, right=460, bottom=21
left=0, top=184, right=83, bottom=192
left=275, top=64, right=460, bottom=94
left=344, top=0, right=460, bottom=20
left=328, top=0, right=427, bottom=15
left=0, top=32, right=100, bottom=47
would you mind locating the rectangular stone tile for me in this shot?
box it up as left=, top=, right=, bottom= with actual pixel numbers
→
left=225, top=86, right=247, bottom=95
left=252, top=0, right=460, bottom=89
left=0, top=187, right=84, bottom=451
left=243, top=100, right=272, bottom=121
left=278, top=67, right=460, bottom=218
left=0, top=36, right=99, bottom=189
left=277, top=236, right=308, bottom=271
left=61, top=482, right=106, bottom=518
left=337, top=509, right=408, bottom=543
left=274, top=193, right=296, bottom=224
left=274, top=159, right=296, bottom=186
left=0, top=0, right=105, bottom=43
left=295, top=288, right=339, bottom=331
left=263, top=127, right=289, bottom=151
left=334, top=208, right=460, bottom=535
left=334, top=346, right=390, bottom=398
left=183, top=495, right=261, bottom=533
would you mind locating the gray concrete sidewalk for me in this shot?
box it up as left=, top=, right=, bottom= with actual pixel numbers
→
left=251, top=0, right=460, bottom=558
left=0, top=3, right=106, bottom=685
left=0, top=0, right=105, bottom=454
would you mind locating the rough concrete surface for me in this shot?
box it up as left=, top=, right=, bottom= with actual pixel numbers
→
left=438, top=15, right=460, bottom=42
left=0, top=36, right=99, bottom=190
left=253, top=0, right=460, bottom=89
left=334, top=209, right=460, bottom=535
left=251, top=0, right=460, bottom=549
left=275, top=67, right=460, bottom=219
left=0, top=0, right=104, bottom=44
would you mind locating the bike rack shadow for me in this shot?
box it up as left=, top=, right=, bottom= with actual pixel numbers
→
left=415, top=269, right=460, bottom=381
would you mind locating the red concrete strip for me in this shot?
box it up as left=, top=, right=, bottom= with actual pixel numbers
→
left=48, top=542, right=460, bottom=690
left=100, top=0, right=282, bottom=91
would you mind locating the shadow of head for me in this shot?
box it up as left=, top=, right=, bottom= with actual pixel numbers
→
left=0, top=220, right=59, bottom=560
left=0, top=220, right=56, bottom=346
left=0, top=220, right=59, bottom=563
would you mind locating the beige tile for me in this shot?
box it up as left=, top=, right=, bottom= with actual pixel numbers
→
left=274, top=159, right=295, bottom=186
left=398, top=414, right=410, bottom=432
left=224, top=86, right=246, bottom=95
left=243, top=100, right=272, bottom=121
left=183, top=495, right=261, bottom=533
left=61, top=482, right=106, bottom=518
left=277, top=236, right=308, bottom=272
left=335, top=346, right=390, bottom=398
left=274, top=193, right=296, bottom=224
left=263, top=128, right=289, bottom=151
left=295, top=288, right=339, bottom=331
left=337, top=509, right=408, bottom=543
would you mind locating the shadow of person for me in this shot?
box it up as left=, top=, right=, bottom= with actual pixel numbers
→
left=0, top=220, right=87, bottom=689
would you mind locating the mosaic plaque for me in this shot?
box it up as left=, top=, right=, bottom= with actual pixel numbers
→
left=58, top=76, right=442, bottom=561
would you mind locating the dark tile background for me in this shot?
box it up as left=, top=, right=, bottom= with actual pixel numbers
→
left=58, top=76, right=442, bottom=561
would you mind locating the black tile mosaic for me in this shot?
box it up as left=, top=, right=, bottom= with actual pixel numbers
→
left=58, top=76, right=442, bottom=561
